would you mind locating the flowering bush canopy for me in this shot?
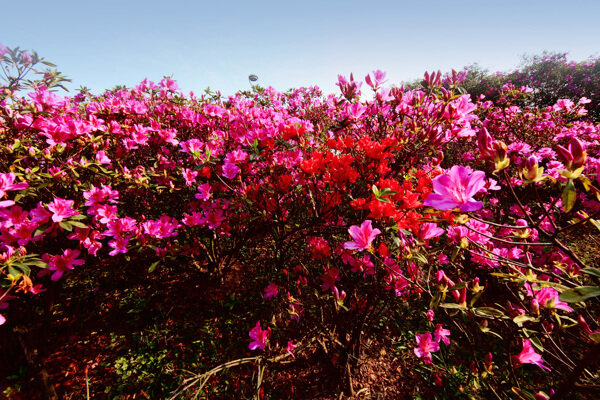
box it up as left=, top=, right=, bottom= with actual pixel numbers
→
left=1, top=47, right=600, bottom=397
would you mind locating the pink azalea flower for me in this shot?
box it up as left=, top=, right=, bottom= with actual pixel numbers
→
left=248, top=321, right=270, bottom=351
left=94, top=204, right=118, bottom=224
left=222, top=162, right=240, bottom=179
left=0, top=173, right=29, bottom=198
left=225, top=150, right=248, bottom=163
left=47, top=197, right=79, bottom=223
left=48, top=249, right=85, bottom=281
left=108, top=236, right=130, bottom=256
left=512, top=339, right=550, bottom=371
left=286, top=340, right=297, bottom=358
left=321, top=267, right=340, bottom=292
left=418, top=222, right=445, bottom=241
left=365, top=70, right=386, bottom=90
left=433, top=324, right=451, bottom=346
left=195, top=183, right=212, bottom=201
left=182, top=168, right=199, bottom=187
left=204, top=208, right=225, bottom=230
left=343, top=220, right=381, bottom=251
left=95, top=151, right=112, bottom=165
left=424, top=166, right=486, bottom=212
left=526, top=285, right=573, bottom=312
left=414, top=332, right=440, bottom=364
left=264, top=283, right=278, bottom=299
left=0, top=313, right=5, bottom=326
left=426, top=309, right=435, bottom=322
left=142, top=216, right=180, bottom=239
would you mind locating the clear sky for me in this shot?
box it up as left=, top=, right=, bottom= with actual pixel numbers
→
left=2, top=0, right=599, bottom=96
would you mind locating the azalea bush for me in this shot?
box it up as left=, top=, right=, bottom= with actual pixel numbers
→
left=1, top=48, right=600, bottom=398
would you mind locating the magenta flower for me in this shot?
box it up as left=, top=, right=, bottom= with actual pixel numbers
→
left=181, top=168, right=199, bottom=187
left=95, top=151, right=112, bottom=165
left=48, top=249, right=85, bottom=281
left=343, top=220, right=381, bottom=251
left=418, top=222, right=445, bottom=241
left=264, top=283, right=278, bottom=299
left=433, top=324, right=451, bottom=346
left=195, top=183, right=212, bottom=201
left=512, top=339, right=550, bottom=371
left=47, top=197, right=79, bottom=223
left=286, top=340, right=297, bottom=358
left=222, top=162, right=240, bottom=179
left=0, top=173, right=29, bottom=199
left=320, top=267, right=340, bottom=292
left=108, top=236, right=130, bottom=256
left=424, top=166, right=486, bottom=212
left=414, top=333, right=440, bottom=364
left=526, top=285, right=573, bottom=312
left=248, top=321, right=270, bottom=351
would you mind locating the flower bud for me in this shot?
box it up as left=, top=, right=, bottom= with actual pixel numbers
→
left=484, top=352, right=493, bottom=372
left=493, top=141, right=510, bottom=171
left=493, top=141, right=507, bottom=162
left=427, top=309, right=435, bottom=322
left=477, top=128, right=496, bottom=159
left=577, top=314, right=593, bottom=335
left=522, top=155, right=540, bottom=181
left=459, top=287, right=467, bottom=307
left=555, top=144, right=573, bottom=169
left=556, top=137, right=587, bottom=171
left=569, top=137, right=586, bottom=169
left=530, top=298, right=540, bottom=316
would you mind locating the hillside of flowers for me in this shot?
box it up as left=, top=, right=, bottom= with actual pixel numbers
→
left=1, top=46, right=600, bottom=399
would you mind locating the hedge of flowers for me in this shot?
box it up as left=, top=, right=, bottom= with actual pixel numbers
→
left=2, top=45, right=600, bottom=398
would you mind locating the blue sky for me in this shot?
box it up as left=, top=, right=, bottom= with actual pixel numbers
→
left=2, top=0, right=599, bottom=96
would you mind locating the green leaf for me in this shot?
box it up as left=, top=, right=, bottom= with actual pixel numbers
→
left=7, top=266, right=21, bottom=280
left=28, top=261, right=49, bottom=268
left=512, top=387, right=537, bottom=400
left=69, top=221, right=88, bottom=229
left=429, top=292, right=442, bottom=309
left=581, top=268, right=600, bottom=279
left=413, top=252, right=428, bottom=264
left=449, top=282, right=468, bottom=291
left=529, top=336, right=544, bottom=353
left=589, top=219, right=600, bottom=233
left=590, top=333, right=600, bottom=343
left=472, top=307, right=505, bottom=319
left=58, top=221, right=73, bottom=231
left=440, top=303, right=467, bottom=311
left=559, top=286, right=600, bottom=303
left=69, top=214, right=87, bottom=220
left=513, top=315, right=537, bottom=325
left=379, top=188, right=398, bottom=197
left=562, top=179, right=576, bottom=213
left=11, top=263, right=31, bottom=276
left=371, top=185, right=380, bottom=197
left=148, top=260, right=160, bottom=273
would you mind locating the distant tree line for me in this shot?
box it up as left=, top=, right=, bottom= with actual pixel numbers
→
left=409, top=52, right=600, bottom=122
